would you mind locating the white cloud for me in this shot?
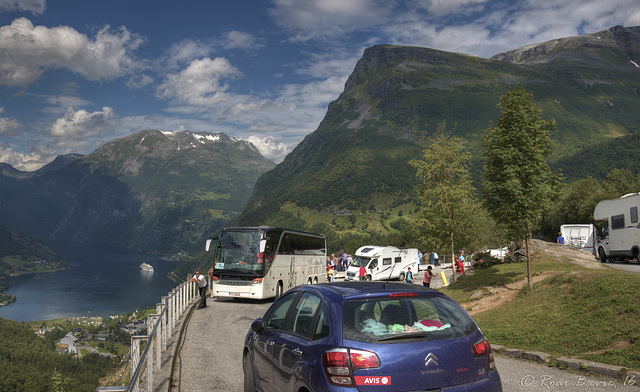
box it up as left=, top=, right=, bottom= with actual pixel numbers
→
left=0, top=17, right=145, bottom=87
left=162, top=38, right=215, bottom=70
left=421, top=0, right=488, bottom=16
left=221, top=100, right=292, bottom=120
left=51, top=107, right=118, bottom=137
left=247, top=134, right=292, bottom=163
left=126, top=74, right=154, bottom=89
left=0, top=108, right=24, bottom=136
left=221, top=30, right=262, bottom=50
left=156, top=57, right=244, bottom=105
left=359, top=0, right=640, bottom=58
left=0, top=145, right=52, bottom=171
left=269, top=0, right=392, bottom=41
left=0, top=0, right=45, bottom=15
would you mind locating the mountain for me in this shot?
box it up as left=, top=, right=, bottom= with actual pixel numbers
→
left=0, top=225, right=67, bottom=278
left=0, top=130, right=275, bottom=256
left=235, top=26, right=640, bottom=242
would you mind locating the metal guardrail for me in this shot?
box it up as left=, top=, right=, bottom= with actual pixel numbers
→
left=96, top=276, right=198, bottom=392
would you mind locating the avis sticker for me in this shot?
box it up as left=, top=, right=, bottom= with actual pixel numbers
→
left=355, top=376, right=391, bottom=385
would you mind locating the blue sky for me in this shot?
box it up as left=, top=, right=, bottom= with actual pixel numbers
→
left=0, top=0, right=638, bottom=170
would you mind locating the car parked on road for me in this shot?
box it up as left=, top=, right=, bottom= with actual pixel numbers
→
left=243, top=281, right=502, bottom=391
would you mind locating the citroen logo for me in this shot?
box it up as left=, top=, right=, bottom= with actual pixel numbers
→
left=424, top=353, right=439, bottom=368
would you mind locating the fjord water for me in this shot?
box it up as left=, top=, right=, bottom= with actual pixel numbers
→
left=0, top=241, right=182, bottom=321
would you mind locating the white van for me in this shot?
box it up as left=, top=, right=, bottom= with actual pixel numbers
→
left=560, top=224, right=596, bottom=256
left=345, top=246, right=419, bottom=282
left=593, top=193, right=640, bottom=262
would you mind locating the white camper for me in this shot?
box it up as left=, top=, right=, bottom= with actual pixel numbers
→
left=593, top=193, right=640, bottom=262
left=345, top=246, right=419, bottom=282
left=560, top=224, right=596, bottom=256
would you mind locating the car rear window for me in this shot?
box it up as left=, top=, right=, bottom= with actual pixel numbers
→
left=342, top=295, right=476, bottom=343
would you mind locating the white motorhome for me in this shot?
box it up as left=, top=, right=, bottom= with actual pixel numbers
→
left=560, top=224, right=596, bottom=256
left=593, top=193, right=640, bottom=262
left=345, top=246, right=419, bottom=282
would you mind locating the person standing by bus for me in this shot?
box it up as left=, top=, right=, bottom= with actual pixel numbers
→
left=191, top=270, right=208, bottom=309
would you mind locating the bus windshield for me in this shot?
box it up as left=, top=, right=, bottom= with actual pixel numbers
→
left=215, top=230, right=265, bottom=275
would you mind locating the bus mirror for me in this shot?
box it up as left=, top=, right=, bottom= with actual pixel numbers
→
left=259, top=239, right=266, bottom=253
left=205, top=238, right=212, bottom=252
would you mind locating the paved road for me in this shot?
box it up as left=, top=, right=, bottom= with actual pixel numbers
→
left=171, top=292, right=638, bottom=392
left=604, top=260, right=640, bottom=274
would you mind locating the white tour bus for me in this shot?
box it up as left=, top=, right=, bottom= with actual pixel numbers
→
left=205, top=227, right=326, bottom=299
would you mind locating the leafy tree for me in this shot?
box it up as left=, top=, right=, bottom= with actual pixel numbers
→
left=410, top=135, right=484, bottom=282
left=482, top=86, right=559, bottom=289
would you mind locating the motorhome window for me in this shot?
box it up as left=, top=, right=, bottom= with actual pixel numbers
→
left=394, top=257, right=402, bottom=263
left=382, top=258, right=391, bottom=266
left=631, top=207, right=638, bottom=224
left=611, top=214, right=625, bottom=230
left=361, top=247, right=374, bottom=253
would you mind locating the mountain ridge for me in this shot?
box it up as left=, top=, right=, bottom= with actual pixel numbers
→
left=0, top=130, right=275, bottom=256
left=235, top=25, right=640, bottom=247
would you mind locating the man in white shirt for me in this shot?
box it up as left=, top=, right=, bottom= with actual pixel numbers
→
left=191, top=270, right=208, bottom=309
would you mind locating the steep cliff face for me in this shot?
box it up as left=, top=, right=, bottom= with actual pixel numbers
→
left=0, top=130, right=275, bottom=256
left=490, top=25, right=640, bottom=66
left=236, top=26, right=640, bottom=234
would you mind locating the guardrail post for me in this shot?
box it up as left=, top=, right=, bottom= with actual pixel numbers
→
left=160, top=298, right=168, bottom=350
left=147, top=314, right=161, bottom=375
left=131, top=335, right=147, bottom=392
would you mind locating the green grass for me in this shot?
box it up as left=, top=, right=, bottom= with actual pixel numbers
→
left=441, top=259, right=640, bottom=369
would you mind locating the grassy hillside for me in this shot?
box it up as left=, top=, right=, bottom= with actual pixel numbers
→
left=442, top=249, right=640, bottom=369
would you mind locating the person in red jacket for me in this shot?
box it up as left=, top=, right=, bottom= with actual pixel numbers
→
left=359, top=265, right=367, bottom=281
left=455, top=257, right=465, bottom=275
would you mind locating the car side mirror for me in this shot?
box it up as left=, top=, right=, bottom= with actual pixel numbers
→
left=250, top=317, right=264, bottom=333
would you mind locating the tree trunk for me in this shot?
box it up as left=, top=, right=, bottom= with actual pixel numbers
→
left=525, top=224, right=533, bottom=290
left=450, top=231, right=456, bottom=283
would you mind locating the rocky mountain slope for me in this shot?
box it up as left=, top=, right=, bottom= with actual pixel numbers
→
left=0, top=130, right=275, bottom=256
left=236, top=26, right=640, bottom=242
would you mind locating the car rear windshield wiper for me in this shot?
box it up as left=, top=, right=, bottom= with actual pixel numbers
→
left=378, top=331, right=430, bottom=341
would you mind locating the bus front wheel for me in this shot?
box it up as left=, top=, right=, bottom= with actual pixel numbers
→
left=275, top=281, right=283, bottom=299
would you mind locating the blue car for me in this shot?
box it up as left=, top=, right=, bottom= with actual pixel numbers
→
left=243, top=281, right=502, bottom=391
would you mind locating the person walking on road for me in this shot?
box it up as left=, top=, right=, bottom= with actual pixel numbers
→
left=191, top=270, right=208, bottom=309
left=405, top=267, right=415, bottom=284
left=359, top=265, right=367, bottom=281
left=423, top=266, right=435, bottom=287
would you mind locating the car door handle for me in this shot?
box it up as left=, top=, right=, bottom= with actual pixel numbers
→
left=292, top=348, right=302, bottom=357
left=266, top=339, right=275, bottom=347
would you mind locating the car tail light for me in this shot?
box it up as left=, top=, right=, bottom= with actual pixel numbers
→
left=473, top=338, right=496, bottom=372
left=323, top=348, right=380, bottom=386
left=389, top=292, right=418, bottom=297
